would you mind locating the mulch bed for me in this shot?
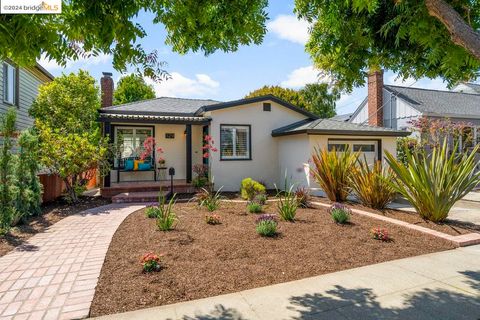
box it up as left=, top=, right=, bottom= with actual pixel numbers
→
left=0, top=195, right=110, bottom=257
left=90, top=201, right=455, bottom=317
left=311, top=197, right=479, bottom=236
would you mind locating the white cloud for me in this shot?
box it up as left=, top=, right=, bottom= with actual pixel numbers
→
left=38, top=53, right=112, bottom=71
left=281, top=66, right=329, bottom=88
left=386, top=74, right=448, bottom=91
left=146, top=72, right=220, bottom=98
left=267, top=15, right=310, bottom=45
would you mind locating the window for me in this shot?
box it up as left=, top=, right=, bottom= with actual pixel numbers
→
left=353, top=144, right=375, bottom=152
left=114, top=127, right=153, bottom=165
left=327, top=144, right=348, bottom=152
left=220, top=125, right=251, bottom=160
left=3, top=62, right=17, bottom=105
left=263, top=103, right=271, bottom=112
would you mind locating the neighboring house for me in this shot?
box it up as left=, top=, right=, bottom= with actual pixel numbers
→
left=348, top=71, right=480, bottom=145
left=1, top=60, right=54, bottom=130
left=98, top=72, right=408, bottom=196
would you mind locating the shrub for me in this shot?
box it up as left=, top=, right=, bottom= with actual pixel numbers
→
left=197, top=186, right=223, bottom=212
left=192, top=176, right=208, bottom=188
left=385, top=140, right=480, bottom=222
left=241, top=178, right=266, bottom=201
left=276, top=185, right=298, bottom=222
left=141, top=252, right=163, bottom=272
left=310, top=147, right=358, bottom=202
left=350, top=160, right=396, bottom=209
left=329, top=202, right=351, bottom=224
left=295, top=187, right=311, bottom=208
left=255, top=214, right=278, bottom=237
left=371, top=228, right=390, bottom=241
left=254, top=193, right=267, bottom=205
left=247, top=202, right=263, bottom=213
left=156, top=194, right=177, bottom=231
left=205, top=213, right=221, bottom=225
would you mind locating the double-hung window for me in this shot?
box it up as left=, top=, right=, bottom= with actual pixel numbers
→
left=3, top=62, right=17, bottom=105
left=220, top=125, right=251, bottom=160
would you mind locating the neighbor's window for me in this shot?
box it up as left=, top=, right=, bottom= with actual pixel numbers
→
left=3, top=62, right=17, bottom=105
left=220, top=125, right=250, bottom=160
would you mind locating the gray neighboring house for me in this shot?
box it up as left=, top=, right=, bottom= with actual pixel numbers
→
left=1, top=60, right=54, bottom=131
left=348, top=70, right=480, bottom=145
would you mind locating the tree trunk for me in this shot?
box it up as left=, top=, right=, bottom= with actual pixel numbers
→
left=63, top=178, right=78, bottom=203
left=425, top=0, right=480, bottom=60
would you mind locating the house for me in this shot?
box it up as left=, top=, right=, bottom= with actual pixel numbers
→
left=348, top=70, right=480, bottom=145
left=1, top=60, right=54, bottom=130
left=98, top=72, right=409, bottom=197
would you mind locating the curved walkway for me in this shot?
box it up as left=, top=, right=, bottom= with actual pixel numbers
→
left=0, top=203, right=145, bottom=320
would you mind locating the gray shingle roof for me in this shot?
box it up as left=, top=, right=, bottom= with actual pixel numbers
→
left=331, top=113, right=352, bottom=122
left=384, top=85, right=480, bottom=118
left=100, top=97, right=221, bottom=115
left=460, top=83, right=480, bottom=94
left=272, top=118, right=409, bottom=137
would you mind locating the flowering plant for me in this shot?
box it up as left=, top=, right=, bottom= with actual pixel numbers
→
left=202, top=135, right=218, bottom=159
left=205, top=213, right=221, bottom=225
left=255, top=214, right=278, bottom=237
left=139, top=137, right=164, bottom=164
left=141, top=252, right=163, bottom=272
left=371, top=227, right=390, bottom=241
left=329, top=203, right=351, bottom=224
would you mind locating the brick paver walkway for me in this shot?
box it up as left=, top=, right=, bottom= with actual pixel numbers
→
left=0, top=203, right=145, bottom=320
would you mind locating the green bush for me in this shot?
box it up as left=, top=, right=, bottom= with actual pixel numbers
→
left=329, top=203, right=351, bottom=224
left=247, top=202, right=263, bottom=213
left=254, top=193, right=267, bottom=205
left=255, top=214, right=278, bottom=237
left=310, top=147, right=358, bottom=202
left=241, top=178, right=266, bottom=201
left=350, top=160, right=396, bottom=209
left=145, top=206, right=158, bottom=218
left=276, top=185, right=298, bottom=222
left=155, top=194, right=177, bottom=231
left=385, top=140, right=480, bottom=222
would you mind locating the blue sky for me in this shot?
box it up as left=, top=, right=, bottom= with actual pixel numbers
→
left=39, top=0, right=450, bottom=116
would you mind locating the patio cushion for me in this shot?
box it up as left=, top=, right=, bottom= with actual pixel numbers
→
left=138, top=162, right=151, bottom=171
left=124, top=159, right=134, bottom=171
left=134, top=160, right=143, bottom=171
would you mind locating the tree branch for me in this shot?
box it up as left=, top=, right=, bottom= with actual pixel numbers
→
left=425, top=0, right=480, bottom=60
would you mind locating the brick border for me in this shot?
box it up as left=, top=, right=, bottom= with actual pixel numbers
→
left=311, top=201, right=480, bottom=247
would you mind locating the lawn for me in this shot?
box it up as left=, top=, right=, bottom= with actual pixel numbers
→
left=90, top=201, right=455, bottom=317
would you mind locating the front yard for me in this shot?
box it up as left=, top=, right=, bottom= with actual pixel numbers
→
left=90, top=201, right=455, bottom=317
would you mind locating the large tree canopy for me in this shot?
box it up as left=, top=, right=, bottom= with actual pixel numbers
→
left=245, top=84, right=337, bottom=118
left=0, top=0, right=268, bottom=80
left=114, top=74, right=156, bottom=105
left=295, top=0, right=480, bottom=91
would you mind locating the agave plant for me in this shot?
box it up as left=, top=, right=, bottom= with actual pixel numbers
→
left=385, top=140, right=480, bottom=222
left=350, top=159, right=396, bottom=209
left=310, top=147, right=359, bottom=202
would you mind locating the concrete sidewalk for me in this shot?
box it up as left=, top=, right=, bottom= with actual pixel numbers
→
left=95, top=245, right=480, bottom=320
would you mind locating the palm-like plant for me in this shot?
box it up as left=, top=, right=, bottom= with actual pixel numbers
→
left=385, top=141, right=480, bottom=222
left=310, top=147, right=359, bottom=202
left=350, top=159, right=396, bottom=209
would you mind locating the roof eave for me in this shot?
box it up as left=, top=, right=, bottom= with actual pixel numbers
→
left=272, top=129, right=410, bottom=137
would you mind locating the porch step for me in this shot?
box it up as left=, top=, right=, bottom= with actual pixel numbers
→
left=112, top=191, right=169, bottom=203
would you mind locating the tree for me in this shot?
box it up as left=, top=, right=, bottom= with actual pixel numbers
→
left=114, top=74, right=156, bottom=105
left=30, top=71, right=108, bottom=203
left=295, top=0, right=480, bottom=91
left=300, top=83, right=338, bottom=118
left=0, top=1, right=268, bottom=80
left=245, top=84, right=337, bottom=117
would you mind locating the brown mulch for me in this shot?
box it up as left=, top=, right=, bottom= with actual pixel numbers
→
left=90, top=202, right=455, bottom=317
left=0, top=195, right=110, bottom=257
left=311, top=197, right=478, bottom=236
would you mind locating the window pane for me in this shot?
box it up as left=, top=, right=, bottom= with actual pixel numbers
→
left=135, top=128, right=152, bottom=155
left=3, top=64, right=15, bottom=104
left=353, top=144, right=375, bottom=152
left=235, top=128, right=248, bottom=157
left=221, top=127, right=234, bottom=157
left=116, top=129, right=135, bottom=158
left=328, top=144, right=347, bottom=152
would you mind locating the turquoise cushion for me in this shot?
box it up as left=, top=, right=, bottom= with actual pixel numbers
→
left=124, top=159, right=134, bottom=171
left=138, top=162, right=151, bottom=171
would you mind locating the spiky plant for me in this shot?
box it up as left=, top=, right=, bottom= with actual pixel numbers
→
left=385, top=141, right=480, bottom=222
left=310, top=147, right=359, bottom=202
left=350, top=160, right=396, bottom=209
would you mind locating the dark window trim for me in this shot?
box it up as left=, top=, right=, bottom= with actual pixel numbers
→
left=263, top=102, right=271, bottom=112
left=219, top=124, right=252, bottom=161
left=111, top=124, right=156, bottom=169
left=327, top=138, right=382, bottom=161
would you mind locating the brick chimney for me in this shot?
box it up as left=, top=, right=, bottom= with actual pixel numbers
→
left=367, top=70, right=384, bottom=127
left=100, top=72, right=114, bottom=108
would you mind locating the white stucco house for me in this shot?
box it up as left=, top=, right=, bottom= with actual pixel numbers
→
left=97, top=73, right=409, bottom=198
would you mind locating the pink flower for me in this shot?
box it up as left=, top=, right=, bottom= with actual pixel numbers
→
left=203, top=152, right=209, bottom=158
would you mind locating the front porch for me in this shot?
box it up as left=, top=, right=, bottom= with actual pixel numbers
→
left=101, top=180, right=198, bottom=201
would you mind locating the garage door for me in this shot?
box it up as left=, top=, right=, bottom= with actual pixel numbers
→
left=327, top=140, right=379, bottom=165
